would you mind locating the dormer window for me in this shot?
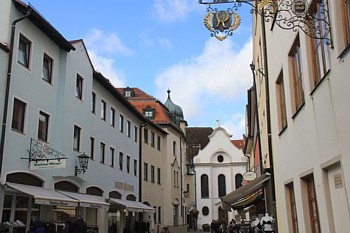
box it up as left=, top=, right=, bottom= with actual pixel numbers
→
left=124, top=87, right=134, bottom=98
left=143, top=106, right=155, bottom=119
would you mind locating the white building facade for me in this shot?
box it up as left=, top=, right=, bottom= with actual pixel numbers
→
left=193, top=126, right=246, bottom=228
left=251, top=0, right=350, bottom=232
left=0, top=1, right=152, bottom=233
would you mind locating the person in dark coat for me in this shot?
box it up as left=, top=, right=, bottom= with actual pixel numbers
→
left=73, top=216, right=87, bottom=233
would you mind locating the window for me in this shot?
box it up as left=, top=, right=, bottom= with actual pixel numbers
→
left=110, top=107, right=115, bottom=127
left=127, top=155, right=130, bottom=173
left=144, top=128, right=148, bottom=144
left=217, top=155, right=224, bottom=163
left=340, top=0, right=350, bottom=47
left=101, top=100, right=106, bottom=120
left=276, top=71, right=287, bottom=131
left=134, top=126, right=138, bottom=142
left=235, top=174, right=243, bottom=189
left=90, top=137, right=95, bottom=160
left=289, top=35, right=305, bottom=113
left=173, top=205, right=179, bottom=225
left=73, top=125, right=81, bottom=151
left=119, top=115, right=124, bottom=133
left=157, top=136, right=161, bottom=151
left=119, top=152, right=123, bottom=170
left=11, top=98, right=26, bottom=133
left=76, top=74, right=83, bottom=100
left=100, top=142, right=105, bottom=164
left=143, top=106, right=155, bottom=119
left=303, top=174, right=320, bottom=233
left=201, top=174, right=209, bottom=198
left=151, top=165, right=155, bottom=183
left=110, top=147, right=115, bottom=167
left=91, top=92, right=96, bottom=113
left=151, top=132, right=155, bottom=147
left=42, top=53, right=53, bottom=83
left=218, top=174, right=226, bottom=197
left=144, top=163, right=148, bottom=181
left=287, top=183, right=299, bottom=233
left=18, top=34, right=30, bottom=68
left=127, top=121, right=131, bottom=137
left=125, top=90, right=132, bottom=97
left=157, top=168, right=161, bottom=184
left=158, top=207, right=162, bottom=224
left=134, top=159, right=137, bottom=176
left=173, top=141, right=176, bottom=156
left=38, top=111, right=49, bottom=142
left=309, top=0, right=330, bottom=89
left=202, top=206, right=209, bottom=216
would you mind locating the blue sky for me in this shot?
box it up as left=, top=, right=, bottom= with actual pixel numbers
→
left=24, top=0, right=253, bottom=139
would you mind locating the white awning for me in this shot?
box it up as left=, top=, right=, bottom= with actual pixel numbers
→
left=109, top=198, right=155, bottom=213
left=6, top=182, right=78, bottom=207
left=58, top=191, right=110, bottom=209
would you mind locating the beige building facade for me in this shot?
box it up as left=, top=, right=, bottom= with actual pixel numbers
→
left=251, top=1, right=350, bottom=232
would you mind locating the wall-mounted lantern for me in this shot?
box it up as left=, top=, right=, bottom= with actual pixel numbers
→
left=75, top=153, right=89, bottom=176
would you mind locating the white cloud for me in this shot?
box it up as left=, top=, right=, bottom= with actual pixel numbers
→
left=88, top=50, right=126, bottom=87
left=153, top=0, right=201, bottom=22
left=84, top=28, right=133, bottom=56
left=83, top=28, right=131, bottom=87
left=155, top=37, right=252, bottom=138
left=221, top=113, right=246, bottom=139
left=158, top=37, right=173, bottom=49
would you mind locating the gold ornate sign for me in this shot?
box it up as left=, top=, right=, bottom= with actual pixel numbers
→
left=204, top=10, right=241, bottom=41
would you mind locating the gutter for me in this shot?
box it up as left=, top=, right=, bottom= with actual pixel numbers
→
left=0, top=7, right=31, bottom=177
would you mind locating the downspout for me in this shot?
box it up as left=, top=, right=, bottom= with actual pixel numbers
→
left=261, top=10, right=276, bottom=221
left=180, top=135, right=185, bottom=229
left=0, top=7, right=31, bottom=176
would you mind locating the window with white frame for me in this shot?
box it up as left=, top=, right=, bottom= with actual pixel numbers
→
left=38, top=111, right=49, bottom=142
left=110, top=147, right=115, bottom=167
left=134, top=159, right=137, bottom=176
left=151, top=131, right=155, bottom=147
left=276, top=71, right=287, bottom=132
left=127, top=155, right=130, bottom=173
left=289, top=35, right=305, bottom=114
left=75, top=74, right=83, bottom=100
left=110, top=107, right=115, bottom=127
left=101, top=100, right=106, bottom=120
left=91, top=92, right=96, bottom=113
left=119, top=152, right=123, bottom=171
left=42, top=53, right=53, bottom=83
left=90, top=137, right=95, bottom=160
left=134, top=126, right=138, bottom=142
left=144, top=162, right=148, bottom=181
left=73, top=125, right=81, bottom=151
left=151, top=165, right=155, bottom=183
left=11, top=98, right=26, bottom=133
left=100, top=142, right=105, bottom=164
left=127, top=120, right=131, bottom=137
left=309, top=0, right=330, bottom=90
left=18, top=34, right=31, bottom=68
left=119, top=114, right=124, bottom=133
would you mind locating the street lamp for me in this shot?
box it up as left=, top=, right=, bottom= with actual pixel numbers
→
left=75, top=153, right=89, bottom=176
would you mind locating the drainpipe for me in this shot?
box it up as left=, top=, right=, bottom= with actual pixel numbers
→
left=0, top=7, right=31, bottom=177
left=261, top=10, right=276, bottom=221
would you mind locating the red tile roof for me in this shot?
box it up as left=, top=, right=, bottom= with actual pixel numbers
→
left=231, top=139, right=244, bottom=150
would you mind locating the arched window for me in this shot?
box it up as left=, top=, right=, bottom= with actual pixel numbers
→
left=201, top=174, right=209, bottom=198
left=235, top=174, right=243, bottom=189
left=218, top=174, right=226, bottom=197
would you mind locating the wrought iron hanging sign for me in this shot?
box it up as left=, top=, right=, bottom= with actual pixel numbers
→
left=199, top=0, right=333, bottom=45
left=204, top=8, right=241, bottom=41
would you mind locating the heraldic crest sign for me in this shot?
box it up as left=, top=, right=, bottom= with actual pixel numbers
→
left=204, top=8, right=241, bottom=41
